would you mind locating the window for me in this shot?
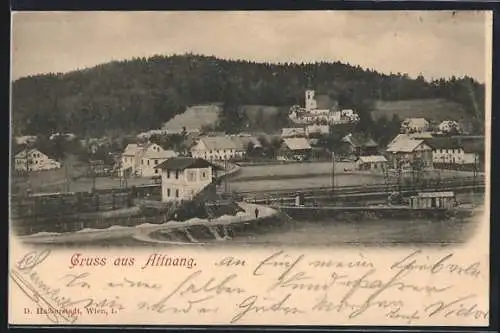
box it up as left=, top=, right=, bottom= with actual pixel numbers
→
left=201, top=171, right=207, bottom=180
left=175, top=170, right=179, bottom=179
left=154, top=159, right=158, bottom=165
left=155, top=169, right=158, bottom=174
left=147, top=160, right=150, bottom=166
left=141, top=160, right=144, bottom=165
left=167, top=170, right=170, bottom=178
left=167, top=188, right=171, bottom=197
left=175, top=189, right=179, bottom=198
left=187, top=170, right=196, bottom=182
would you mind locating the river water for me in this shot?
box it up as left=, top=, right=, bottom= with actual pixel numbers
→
left=21, top=192, right=485, bottom=248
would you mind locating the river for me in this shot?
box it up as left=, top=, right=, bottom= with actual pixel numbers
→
left=19, top=192, right=485, bottom=248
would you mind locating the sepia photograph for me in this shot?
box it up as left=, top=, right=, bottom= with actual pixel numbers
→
left=10, top=11, right=488, bottom=248
left=8, top=10, right=492, bottom=326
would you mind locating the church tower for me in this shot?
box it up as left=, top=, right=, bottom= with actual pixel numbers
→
left=305, top=90, right=317, bottom=111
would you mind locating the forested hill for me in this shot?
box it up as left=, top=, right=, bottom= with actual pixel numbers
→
left=11, top=54, right=485, bottom=137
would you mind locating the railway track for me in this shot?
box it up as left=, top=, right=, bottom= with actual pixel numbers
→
left=237, top=177, right=485, bottom=201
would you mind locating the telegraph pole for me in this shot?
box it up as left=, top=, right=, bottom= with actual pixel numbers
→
left=224, top=158, right=228, bottom=194
left=91, top=162, right=96, bottom=193
left=473, top=153, right=478, bottom=192
left=25, top=147, right=31, bottom=194
left=331, top=151, right=335, bottom=194
left=65, top=161, right=70, bottom=192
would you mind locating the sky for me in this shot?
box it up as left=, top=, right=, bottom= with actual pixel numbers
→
left=11, top=11, right=490, bottom=82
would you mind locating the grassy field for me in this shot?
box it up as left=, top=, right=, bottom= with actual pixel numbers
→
left=228, top=174, right=384, bottom=193
left=162, top=104, right=221, bottom=132
left=14, top=160, right=478, bottom=195
left=371, top=98, right=470, bottom=123
left=228, top=161, right=477, bottom=193
left=231, top=162, right=351, bottom=180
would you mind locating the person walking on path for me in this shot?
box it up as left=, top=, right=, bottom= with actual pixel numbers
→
left=255, top=207, right=259, bottom=219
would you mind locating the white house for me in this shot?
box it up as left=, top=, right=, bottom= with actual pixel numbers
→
left=438, top=120, right=462, bottom=134
left=190, top=136, right=246, bottom=161
left=120, top=143, right=177, bottom=177
left=281, top=127, right=306, bottom=138
left=140, top=146, right=178, bottom=177
left=425, top=137, right=482, bottom=165
left=14, top=148, right=61, bottom=172
left=400, top=118, right=430, bottom=133
left=305, top=124, right=330, bottom=136
left=155, top=157, right=217, bottom=202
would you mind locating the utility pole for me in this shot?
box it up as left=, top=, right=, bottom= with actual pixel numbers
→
left=397, top=158, right=402, bottom=194
left=91, top=162, right=96, bottom=193
left=65, top=160, right=70, bottom=192
left=473, top=153, right=478, bottom=192
left=331, top=151, right=335, bottom=194
left=224, top=158, right=228, bottom=194
left=25, top=147, right=31, bottom=194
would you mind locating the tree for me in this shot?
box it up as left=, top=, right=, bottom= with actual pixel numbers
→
left=269, top=137, right=283, bottom=159
left=11, top=54, right=485, bottom=138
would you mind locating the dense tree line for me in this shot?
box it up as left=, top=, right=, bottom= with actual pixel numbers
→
left=11, top=54, right=485, bottom=138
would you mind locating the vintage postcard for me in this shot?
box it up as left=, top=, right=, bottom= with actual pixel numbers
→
left=9, top=10, right=492, bottom=326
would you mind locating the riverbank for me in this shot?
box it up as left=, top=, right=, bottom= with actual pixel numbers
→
left=19, top=202, right=278, bottom=245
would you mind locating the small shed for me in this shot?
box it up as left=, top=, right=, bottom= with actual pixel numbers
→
left=409, top=191, right=456, bottom=209
left=356, top=155, right=388, bottom=171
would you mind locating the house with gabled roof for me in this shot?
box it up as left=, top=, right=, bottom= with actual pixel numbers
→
left=342, top=133, right=379, bottom=157
left=190, top=136, right=247, bottom=161
left=279, top=137, right=312, bottom=161
left=400, top=118, right=430, bottom=133
left=386, top=135, right=433, bottom=169
left=356, top=155, right=388, bottom=171
left=14, top=148, right=61, bottom=172
left=120, top=142, right=177, bottom=177
left=425, top=136, right=484, bottom=166
left=155, top=157, right=220, bottom=202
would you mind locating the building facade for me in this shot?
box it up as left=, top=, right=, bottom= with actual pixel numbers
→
left=156, top=158, right=215, bottom=202
left=438, top=120, right=462, bottom=134
left=289, top=90, right=360, bottom=125
left=342, top=133, right=379, bottom=157
left=400, top=118, right=430, bottom=133
left=386, top=137, right=433, bottom=169
left=281, top=127, right=306, bottom=138
left=120, top=143, right=177, bottom=177
left=356, top=155, right=388, bottom=171
left=190, top=136, right=246, bottom=161
left=279, top=137, right=312, bottom=161
left=426, top=138, right=465, bottom=165
left=409, top=192, right=456, bottom=209
left=305, top=124, right=330, bottom=137
left=14, top=148, right=61, bottom=172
